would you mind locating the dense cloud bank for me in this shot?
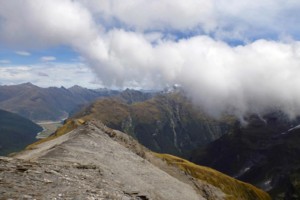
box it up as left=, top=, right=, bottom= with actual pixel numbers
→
left=1, top=0, right=300, bottom=117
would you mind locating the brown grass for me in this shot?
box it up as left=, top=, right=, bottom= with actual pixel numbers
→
left=82, top=98, right=130, bottom=128
left=154, top=153, right=271, bottom=200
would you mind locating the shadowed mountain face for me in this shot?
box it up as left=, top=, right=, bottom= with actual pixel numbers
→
left=190, top=112, right=300, bottom=199
left=0, top=109, right=42, bottom=156
left=2, top=119, right=270, bottom=200
left=0, top=83, right=121, bottom=121
left=75, top=92, right=233, bottom=158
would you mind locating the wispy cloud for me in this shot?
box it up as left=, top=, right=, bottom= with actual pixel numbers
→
left=0, top=60, right=11, bottom=64
left=15, top=51, right=31, bottom=56
left=0, top=63, right=100, bottom=88
left=40, top=56, right=56, bottom=62
left=37, top=72, right=49, bottom=77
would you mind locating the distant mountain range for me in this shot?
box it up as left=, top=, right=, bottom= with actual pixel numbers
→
left=190, top=112, right=300, bottom=199
left=0, top=109, right=42, bottom=156
left=0, top=83, right=154, bottom=121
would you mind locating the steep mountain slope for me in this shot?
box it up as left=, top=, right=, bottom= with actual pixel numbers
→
left=0, top=83, right=119, bottom=121
left=190, top=113, right=300, bottom=199
left=3, top=119, right=270, bottom=200
left=75, top=92, right=233, bottom=158
left=0, top=109, right=42, bottom=156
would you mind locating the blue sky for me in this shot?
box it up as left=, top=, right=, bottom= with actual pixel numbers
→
left=2, top=0, right=300, bottom=116
left=0, top=46, right=79, bottom=65
left=0, top=45, right=98, bottom=88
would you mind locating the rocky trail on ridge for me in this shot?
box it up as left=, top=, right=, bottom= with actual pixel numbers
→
left=1, top=120, right=228, bottom=200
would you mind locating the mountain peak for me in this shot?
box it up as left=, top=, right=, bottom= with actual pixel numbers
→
left=68, top=85, right=88, bottom=93
left=68, top=85, right=84, bottom=89
left=19, top=82, right=37, bottom=87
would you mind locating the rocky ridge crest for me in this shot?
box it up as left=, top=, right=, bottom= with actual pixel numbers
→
left=0, top=120, right=270, bottom=200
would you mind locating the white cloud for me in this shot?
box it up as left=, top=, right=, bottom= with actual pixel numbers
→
left=78, top=0, right=300, bottom=40
left=89, top=31, right=300, bottom=118
left=1, top=0, right=300, bottom=118
left=0, top=66, right=33, bottom=84
left=213, top=0, right=300, bottom=41
left=15, top=51, right=31, bottom=56
left=79, top=0, right=216, bottom=32
left=3, top=0, right=299, bottom=44
left=0, top=0, right=99, bottom=48
left=40, top=56, right=56, bottom=62
left=0, top=63, right=100, bottom=88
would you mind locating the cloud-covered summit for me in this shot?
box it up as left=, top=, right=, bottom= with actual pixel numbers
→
left=1, top=0, right=300, bottom=117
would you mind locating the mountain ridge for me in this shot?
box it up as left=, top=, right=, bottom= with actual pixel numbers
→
left=0, top=83, right=152, bottom=121
left=6, top=119, right=270, bottom=200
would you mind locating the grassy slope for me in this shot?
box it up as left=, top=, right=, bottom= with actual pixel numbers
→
left=154, top=153, right=271, bottom=200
